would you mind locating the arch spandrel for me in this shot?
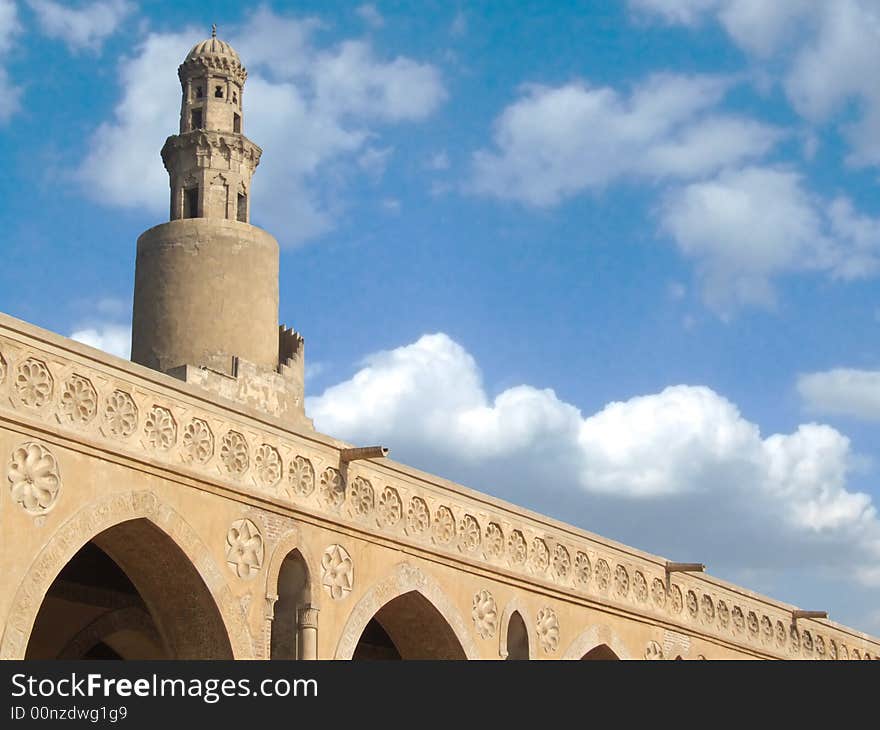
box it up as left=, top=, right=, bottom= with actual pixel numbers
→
left=335, top=562, right=480, bottom=660
left=0, top=490, right=255, bottom=659
left=563, top=623, right=634, bottom=660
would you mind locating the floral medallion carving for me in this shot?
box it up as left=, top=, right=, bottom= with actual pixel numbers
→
left=760, top=615, right=772, bottom=643
left=614, top=565, right=630, bottom=598
left=507, top=530, right=528, bottom=566
left=669, top=584, right=683, bottom=614
left=432, top=506, right=456, bottom=545
left=651, top=577, right=666, bottom=609
left=829, top=639, right=838, bottom=660
left=220, top=431, right=249, bottom=477
left=732, top=606, right=745, bottom=633
left=484, top=522, right=504, bottom=559
left=596, top=559, right=611, bottom=592
left=551, top=544, right=571, bottom=581
left=530, top=538, right=549, bottom=574
left=321, top=544, right=353, bottom=600
left=254, top=444, right=282, bottom=489
left=717, top=600, right=730, bottom=629
left=699, top=594, right=714, bottom=623
left=319, top=467, right=345, bottom=508
left=575, top=551, right=591, bottom=587
left=225, top=518, right=264, bottom=579
left=181, top=418, right=214, bottom=464
left=686, top=590, right=698, bottom=619
left=458, top=514, right=480, bottom=552
left=802, top=630, right=813, bottom=655
left=15, top=358, right=53, bottom=408
left=377, top=486, right=402, bottom=527
left=747, top=611, right=759, bottom=639
left=535, top=607, right=559, bottom=653
left=634, top=571, right=648, bottom=603
left=60, top=374, right=97, bottom=425
left=7, top=442, right=62, bottom=515
left=105, top=390, right=138, bottom=438
left=645, top=640, right=664, bottom=660
left=288, top=455, right=315, bottom=497
left=815, top=635, right=825, bottom=658
left=471, top=589, right=497, bottom=639
left=406, top=496, right=430, bottom=536
left=144, top=405, right=176, bottom=451
left=350, top=476, right=375, bottom=517
left=775, top=620, right=786, bottom=647
left=839, top=644, right=848, bottom=660
left=789, top=625, right=800, bottom=653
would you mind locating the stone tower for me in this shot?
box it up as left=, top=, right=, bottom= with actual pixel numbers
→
left=131, top=28, right=307, bottom=425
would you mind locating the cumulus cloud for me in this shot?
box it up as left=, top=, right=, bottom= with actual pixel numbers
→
left=28, top=0, right=133, bottom=52
left=355, top=4, right=384, bottom=29
left=798, top=369, right=880, bottom=421
left=307, top=332, right=880, bottom=593
left=0, top=0, right=22, bottom=122
left=70, top=323, right=131, bottom=359
left=469, top=74, right=780, bottom=206
left=632, top=0, right=880, bottom=166
left=659, top=166, right=880, bottom=314
left=77, top=7, right=446, bottom=246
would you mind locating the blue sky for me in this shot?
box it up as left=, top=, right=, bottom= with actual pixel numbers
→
left=2, top=0, right=880, bottom=634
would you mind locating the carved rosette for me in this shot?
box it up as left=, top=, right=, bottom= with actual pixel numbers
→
left=614, top=565, right=630, bottom=598
left=144, top=405, right=176, bottom=451
left=732, top=606, right=745, bottom=634
left=507, top=530, right=528, bottom=566
left=105, top=390, right=138, bottom=438
left=535, top=607, right=559, bottom=653
left=321, top=544, right=353, bottom=600
left=747, top=611, right=759, bottom=640
left=458, top=514, right=481, bottom=553
left=634, top=571, right=648, bottom=603
left=319, top=467, right=345, bottom=508
left=181, top=418, right=214, bottom=464
left=686, top=590, right=698, bottom=619
left=651, top=577, right=666, bottom=609
left=288, top=455, right=315, bottom=497
left=60, top=374, right=97, bottom=425
left=551, top=544, right=571, bottom=581
left=472, top=589, right=497, bottom=639
left=220, top=431, right=249, bottom=477
left=829, top=639, right=838, bottom=660
left=15, top=358, right=53, bottom=408
left=255, top=444, right=282, bottom=489
left=350, top=476, right=375, bottom=517
left=405, top=496, right=430, bottom=536
left=225, top=518, right=264, bottom=579
left=700, top=594, right=715, bottom=623
left=669, top=584, right=683, bottom=614
left=774, top=621, right=787, bottom=647
left=530, top=538, right=549, bottom=574
left=815, top=635, right=825, bottom=658
left=575, top=552, right=591, bottom=588
left=645, top=640, right=664, bottom=660
left=7, top=442, right=62, bottom=515
left=377, top=486, right=402, bottom=527
left=596, top=559, right=611, bottom=592
left=484, top=522, right=504, bottom=559
left=802, top=630, right=813, bottom=655
left=760, top=615, right=773, bottom=644
left=718, top=600, right=730, bottom=629
left=432, top=506, right=455, bottom=545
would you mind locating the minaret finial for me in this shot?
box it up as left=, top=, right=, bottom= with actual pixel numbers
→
left=211, top=23, right=216, bottom=38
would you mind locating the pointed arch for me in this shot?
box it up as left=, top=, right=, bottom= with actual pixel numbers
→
left=499, top=596, right=537, bottom=659
left=563, top=624, right=634, bottom=660
left=335, top=562, right=479, bottom=659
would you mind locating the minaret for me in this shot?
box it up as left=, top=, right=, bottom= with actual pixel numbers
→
left=131, top=29, right=307, bottom=425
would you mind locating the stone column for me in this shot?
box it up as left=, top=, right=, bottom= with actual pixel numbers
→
left=297, top=605, right=319, bottom=660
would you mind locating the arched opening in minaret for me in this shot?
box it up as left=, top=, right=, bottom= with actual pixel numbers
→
left=505, top=610, right=529, bottom=659
left=184, top=187, right=199, bottom=218
left=233, top=112, right=241, bottom=133
left=194, top=84, right=203, bottom=99
left=270, top=550, right=311, bottom=659
left=351, top=591, right=466, bottom=660
left=581, top=644, right=620, bottom=660
left=215, top=85, right=224, bottom=98
left=236, top=192, right=247, bottom=222
left=25, top=519, right=233, bottom=660
left=190, top=108, right=203, bottom=131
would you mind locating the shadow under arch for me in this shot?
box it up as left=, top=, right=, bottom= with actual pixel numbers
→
left=563, top=624, right=634, bottom=660
left=1, top=490, right=254, bottom=659
left=335, top=562, right=479, bottom=660
left=499, top=597, right=537, bottom=659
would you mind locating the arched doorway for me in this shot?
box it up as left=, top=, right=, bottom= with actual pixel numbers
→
left=581, top=643, right=620, bottom=660
left=505, top=611, right=529, bottom=660
left=352, top=591, right=467, bottom=660
left=270, top=549, right=312, bottom=659
left=25, top=518, right=233, bottom=659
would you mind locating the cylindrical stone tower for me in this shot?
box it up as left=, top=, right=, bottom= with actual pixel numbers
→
left=132, top=28, right=280, bottom=377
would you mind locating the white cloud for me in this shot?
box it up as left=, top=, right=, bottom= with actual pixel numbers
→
left=426, top=150, right=449, bottom=170
left=70, top=323, right=131, bottom=359
left=28, top=0, right=134, bottom=53
left=356, top=4, right=384, bottom=29
left=450, top=10, right=467, bottom=37
left=307, top=333, right=880, bottom=593
left=0, top=0, right=22, bottom=123
left=660, top=166, right=880, bottom=314
left=798, top=369, right=880, bottom=421
left=77, top=7, right=446, bottom=246
left=470, top=74, right=780, bottom=206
